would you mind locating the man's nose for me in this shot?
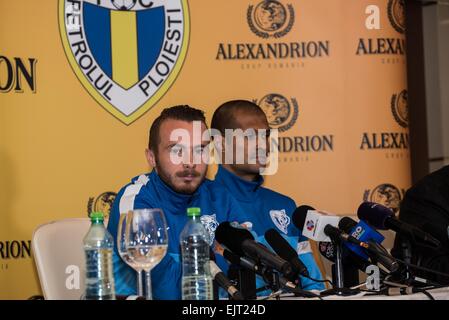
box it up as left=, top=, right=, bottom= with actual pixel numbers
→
left=183, top=162, right=196, bottom=169
left=182, top=149, right=196, bottom=168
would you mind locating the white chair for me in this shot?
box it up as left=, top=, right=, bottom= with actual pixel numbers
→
left=32, top=218, right=92, bottom=300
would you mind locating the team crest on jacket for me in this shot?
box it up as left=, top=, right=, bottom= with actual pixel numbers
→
left=269, top=209, right=290, bottom=234
left=59, top=0, right=190, bottom=124
left=200, top=214, right=219, bottom=244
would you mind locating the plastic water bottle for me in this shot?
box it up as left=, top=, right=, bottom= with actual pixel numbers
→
left=180, top=207, right=213, bottom=300
left=83, top=211, right=116, bottom=300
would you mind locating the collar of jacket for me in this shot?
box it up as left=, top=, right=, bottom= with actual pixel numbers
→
left=214, top=165, right=264, bottom=202
left=148, top=169, right=202, bottom=215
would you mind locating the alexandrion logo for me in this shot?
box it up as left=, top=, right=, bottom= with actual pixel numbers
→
left=256, top=93, right=333, bottom=155
left=388, top=0, right=405, bottom=34
left=247, top=0, right=294, bottom=39
left=59, top=0, right=190, bottom=125
left=87, top=191, right=117, bottom=219
left=391, top=89, right=408, bottom=128
left=216, top=0, right=330, bottom=61
left=360, top=89, right=409, bottom=151
left=255, top=93, right=298, bottom=132
left=363, top=183, right=405, bottom=214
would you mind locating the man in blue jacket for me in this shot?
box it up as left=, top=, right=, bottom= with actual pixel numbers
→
left=108, top=105, right=248, bottom=299
left=211, top=100, right=325, bottom=292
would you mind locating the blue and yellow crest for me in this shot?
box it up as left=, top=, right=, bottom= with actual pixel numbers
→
left=59, top=0, right=189, bottom=124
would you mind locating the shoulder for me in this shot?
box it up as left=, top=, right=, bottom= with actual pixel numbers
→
left=408, top=165, right=449, bottom=196
left=259, top=186, right=296, bottom=210
left=203, top=178, right=223, bottom=191
left=114, top=174, right=153, bottom=210
left=202, top=178, right=231, bottom=200
left=116, top=174, right=150, bottom=196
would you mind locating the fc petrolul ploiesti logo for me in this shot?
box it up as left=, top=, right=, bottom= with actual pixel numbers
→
left=88, top=191, right=117, bottom=219
left=364, top=183, right=405, bottom=215
left=388, top=0, right=405, bottom=34
left=391, top=89, right=408, bottom=128
left=255, top=93, right=298, bottom=132
left=59, top=0, right=190, bottom=125
left=247, top=0, right=295, bottom=39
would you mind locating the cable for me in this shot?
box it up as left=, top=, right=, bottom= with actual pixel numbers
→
left=421, top=289, right=436, bottom=300
left=350, top=282, right=368, bottom=290
left=396, top=258, right=449, bottom=281
left=251, top=284, right=323, bottom=300
left=282, top=282, right=324, bottom=300
left=304, top=275, right=334, bottom=287
left=260, top=290, right=283, bottom=300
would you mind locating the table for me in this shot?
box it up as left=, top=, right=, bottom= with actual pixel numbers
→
left=280, top=287, right=449, bottom=300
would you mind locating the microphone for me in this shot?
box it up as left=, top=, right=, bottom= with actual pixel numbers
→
left=222, top=248, right=258, bottom=300
left=293, top=206, right=368, bottom=247
left=265, top=228, right=309, bottom=278
left=215, top=222, right=253, bottom=257
left=223, top=247, right=311, bottom=296
left=223, top=249, right=262, bottom=274
left=338, top=217, right=385, bottom=260
left=292, top=205, right=341, bottom=242
left=324, top=224, right=370, bottom=247
left=209, top=260, right=244, bottom=300
left=318, top=241, right=366, bottom=288
left=338, top=216, right=400, bottom=273
left=318, top=241, right=372, bottom=273
left=357, top=202, right=441, bottom=248
left=215, top=222, right=295, bottom=279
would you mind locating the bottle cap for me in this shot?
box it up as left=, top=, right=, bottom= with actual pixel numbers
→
left=187, top=207, right=201, bottom=217
left=90, top=211, right=104, bottom=222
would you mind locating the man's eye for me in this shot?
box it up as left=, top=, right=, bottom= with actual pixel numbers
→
left=171, top=147, right=182, bottom=156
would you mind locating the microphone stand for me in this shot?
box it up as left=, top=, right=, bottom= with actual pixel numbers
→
left=227, top=264, right=257, bottom=300
left=320, top=238, right=360, bottom=297
left=335, top=241, right=344, bottom=289
left=401, top=238, right=413, bottom=284
left=261, top=267, right=281, bottom=298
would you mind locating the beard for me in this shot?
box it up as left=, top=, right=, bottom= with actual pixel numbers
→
left=156, top=164, right=207, bottom=195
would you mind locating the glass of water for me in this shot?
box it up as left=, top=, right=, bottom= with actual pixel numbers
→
left=117, top=212, right=144, bottom=296
left=125, top=208, right=168, bottom=300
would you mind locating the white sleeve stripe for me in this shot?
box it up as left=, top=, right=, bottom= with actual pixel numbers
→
left=119, top=184, right=144, bottom=214
left=136, top=174, right=149, bottom=185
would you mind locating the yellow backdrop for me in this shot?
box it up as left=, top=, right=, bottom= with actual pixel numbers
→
left=0, top=0, right=409, bottom=299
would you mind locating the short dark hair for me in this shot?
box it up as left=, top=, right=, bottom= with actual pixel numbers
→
left=149, top=105, right=206, bottom=153
left=211, top=100, right=267, bottom=135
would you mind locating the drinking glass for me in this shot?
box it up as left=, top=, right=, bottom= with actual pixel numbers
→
left=125, top=208, right=168, bottom=300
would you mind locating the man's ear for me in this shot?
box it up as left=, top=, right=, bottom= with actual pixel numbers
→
left=145, top=148, right=156, bottom=168
left=211, top=134, right=226, bottom=165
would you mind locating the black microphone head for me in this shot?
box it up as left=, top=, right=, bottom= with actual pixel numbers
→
left=357, top=202, right=394, bottom=230
left=338, top=217, right=358, bottom=233
left=265, top=228, right=297, bottom=260
left=265, top=229, right=308, bottom=278
left=215, top=222, right=254, bottom=256
left=292, top=205, right=316, bottom=231
left=223, top=249, right=240, bottom=265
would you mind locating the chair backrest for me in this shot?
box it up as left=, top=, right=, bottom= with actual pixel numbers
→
left=32, top=218, right=92, bottom=300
